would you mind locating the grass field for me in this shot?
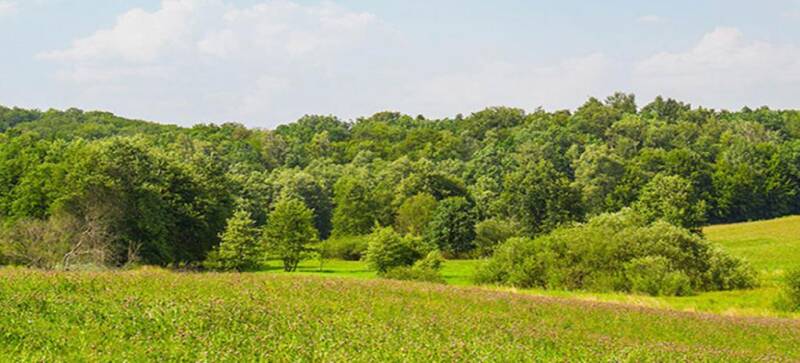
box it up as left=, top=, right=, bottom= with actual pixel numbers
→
left=1, top=267, right=798, bottom=362
left=1, top=217, right=798, bottom=361
left=705, top=215, right=800, bottom=282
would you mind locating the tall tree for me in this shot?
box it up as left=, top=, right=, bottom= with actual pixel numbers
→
left=263, top=197, right=318, bottom=272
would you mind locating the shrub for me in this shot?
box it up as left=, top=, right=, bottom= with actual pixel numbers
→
left=703, top=247, right=759, bottom=291
left=474, top=210, right=756, bottom=296
left=204, top=210, right=262, bottom=271
left=0, top=208, right=116, bottom=270
left=781, top=268, right=800, bottom=311
left=383, top=266, right=446, bottom=284
left=473, top=218, right=518, bottom=257
left=321, top=235, right=369, bottom=261
left=624, top=256, right=693, bottom=296
left=414, top=250, right=444, bottom=271
left=365, top=226, right=417, bottom=273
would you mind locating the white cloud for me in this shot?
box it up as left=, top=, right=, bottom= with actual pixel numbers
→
left=633, top=27, right=800, bottom=108
left=38, top=0, right=389, bottom=125
left=0, top=1, right=17, bottom=16
left=40, top=0, right=216, bottom=63
left=636, top=15, right=665, bottom=24
left=42, top=0, right=617, bottom=125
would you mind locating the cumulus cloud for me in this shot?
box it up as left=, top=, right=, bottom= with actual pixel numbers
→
left=39, top=0, right=624, bottom=126
left=0, top=1, right=16, bottom=16
left=38, top=0, right=388, bottom=125
left=633, top=27, right=800, bottom=108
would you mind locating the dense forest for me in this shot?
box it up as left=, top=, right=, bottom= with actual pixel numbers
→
left=0, top=94, right=798, bottom=280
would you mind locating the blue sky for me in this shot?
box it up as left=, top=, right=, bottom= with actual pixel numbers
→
left=2, top=0, right=800, bottom=127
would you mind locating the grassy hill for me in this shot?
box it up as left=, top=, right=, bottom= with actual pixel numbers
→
left=705, top=215, right=800, bottom=281
left=0, top=267, right=798, bottom=362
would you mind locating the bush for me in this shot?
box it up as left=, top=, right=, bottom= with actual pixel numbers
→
left=781, top=268, right=800, bottom=311
left=321, top=235, right=369, bottom=261
left=0, top=209, right=116, bottom=270
left=474, top=210, right=756, bottom=296
left=473, top=218, right=518, bottom=257
left=365, top=226, right=418, bottom=273
left=414, top=250, right=444, bottom=271
left=383, top=266, right=446, bottom=284
left=624, top=256, right=693, bottom=296
left=703, top=247, right=759, bottom=291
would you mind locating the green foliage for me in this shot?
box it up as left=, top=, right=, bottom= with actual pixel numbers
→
left=424, top=197, right=477, bottom=256
left=624, top=256, right=693, bottom=296
left=633, top=173, right=706, bottom=229
left=365, top=226, right=417, bottom=273
left=263, top=198, right=319, bottom=272
left=473, top=218, right=518, bottom=257
left=3, top=94, right=800, bottom=267
left=782, top=268, right=800, bottom=311
left=413, top=250, right=445, bottom=271
left=395, top=192, right=437, bottom=235
left=320, top=235, right=369, bottom=261
left=204, top=210, right=262, bottom=271
left=500, top=160, right=583, bottom=237
left=331, top=171, right=378, bottom=236
left=475, top=211, right=757, bottom=295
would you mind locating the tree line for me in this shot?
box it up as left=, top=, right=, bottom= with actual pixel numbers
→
left=0, top=94, right=798, bottom=272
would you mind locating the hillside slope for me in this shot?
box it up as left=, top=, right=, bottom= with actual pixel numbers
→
left=705, top=215, right=800, bottom=280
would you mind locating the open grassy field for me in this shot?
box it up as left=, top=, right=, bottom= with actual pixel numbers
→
left=1, top=267, right=798, bottom=362
left=705, top=215, right=800, bottom=282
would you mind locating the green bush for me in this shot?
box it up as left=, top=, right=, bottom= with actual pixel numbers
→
left=475, top=210, right=756, bottom=296
left=781, top=268, right=800, bottom=311
left=703, top=247, right=759, bottom=291
left=383, top=266, right=446, bottom=284
left=473, top=218, right=518, bottom=257
left=321, top=235, right=369, bottom=261
left=625, top=256, right=693, bottom=296
left=414, top=250, right=444, bottom=271
left=365, top=226, right=418, bottom=273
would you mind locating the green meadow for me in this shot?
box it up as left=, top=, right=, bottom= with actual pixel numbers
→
left=1, top=216, right=799, bottom=361
left=1, top=267, right=798, bottom=362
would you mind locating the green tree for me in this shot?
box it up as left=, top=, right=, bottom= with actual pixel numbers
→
left=264, top=198, right=318, bottom=272
left=424, top=196, right=477, bottom=256
left=205, top=210, right=261, bottom=271
left=633, top=173, right=706, bottom=229
left=573, top=144, right=626, bottom=214
left=331, top=171, right=378, bottom=236
left=395, top=193, right=437, bottom=236
left=500, top=160, right=583, bottom=236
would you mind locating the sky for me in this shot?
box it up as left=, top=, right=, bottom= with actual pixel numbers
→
left=2, top=0, right=800, bottom=128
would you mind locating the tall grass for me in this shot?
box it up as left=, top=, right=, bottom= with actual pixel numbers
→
left=0, top=267, right=798, bottom=362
